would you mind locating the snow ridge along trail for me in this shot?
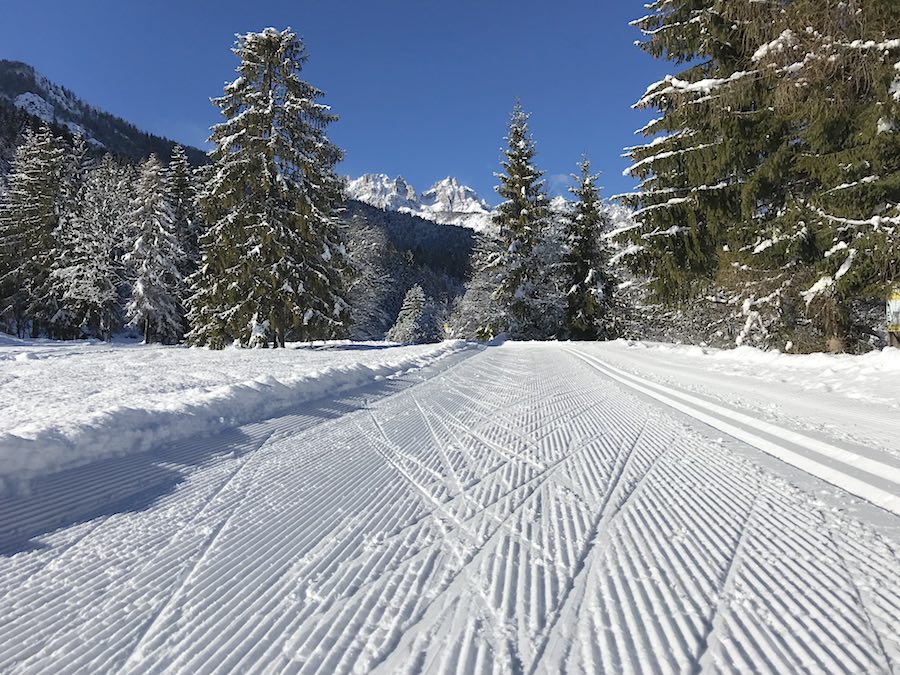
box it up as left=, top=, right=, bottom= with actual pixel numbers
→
left=1, top=342, right=898, bottom=673
left=565, top=347, right=900, bottom=517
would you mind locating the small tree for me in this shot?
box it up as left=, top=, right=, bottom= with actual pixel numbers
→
left=565, top=158, right=617, bottom=340
left=125, top=155, right=185, bottom=343
left=387, top=284, right=439, bottom=343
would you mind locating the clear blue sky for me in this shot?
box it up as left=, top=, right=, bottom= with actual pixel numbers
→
left=1, top=1, right=669, bottom=204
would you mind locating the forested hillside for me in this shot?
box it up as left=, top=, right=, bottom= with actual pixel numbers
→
left=0, top=60, right=206, bottom=185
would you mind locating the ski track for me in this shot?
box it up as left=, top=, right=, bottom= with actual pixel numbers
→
left=0, top=343, right=898, bottom=674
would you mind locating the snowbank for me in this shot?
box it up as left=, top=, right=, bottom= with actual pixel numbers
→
left=0, top=340, right=470, bottom=491
left=608, top=340, right=900, bottom=408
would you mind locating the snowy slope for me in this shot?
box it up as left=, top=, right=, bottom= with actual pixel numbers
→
left=346, top=173, right=495, bottom=234
left=0, top=339, right=469, bottom=490
left=0, top=341, right=897, bottom=672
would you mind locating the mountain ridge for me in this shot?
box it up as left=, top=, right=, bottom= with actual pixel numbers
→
left=345, top=173, right=496, bottom=234
left=0, top=59, right=207, bottom=173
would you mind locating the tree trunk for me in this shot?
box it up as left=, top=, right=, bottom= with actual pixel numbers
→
left=144, top=317, right=150, bottom=344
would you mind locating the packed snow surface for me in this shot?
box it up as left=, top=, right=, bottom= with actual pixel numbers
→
left=0, top=340, right=898, bottom=673
left=0, top=338, right=468, bottom=488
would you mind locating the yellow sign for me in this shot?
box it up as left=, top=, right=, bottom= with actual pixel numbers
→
left=888, top=290, right=900, bottom=333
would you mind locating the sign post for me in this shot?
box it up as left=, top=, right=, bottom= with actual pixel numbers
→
left=889, top=289, right=900, bottom=348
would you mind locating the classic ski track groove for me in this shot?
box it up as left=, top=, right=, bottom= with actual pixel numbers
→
left=0, top=344, right=897, bottom=674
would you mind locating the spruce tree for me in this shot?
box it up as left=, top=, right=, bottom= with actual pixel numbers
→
left=489, top=100, right=550, bottom=338
left=166, top=144, right=200, bottom=276
left=622, top=0, right=900, bottom=350
left=387, top=285, right=429, bottom=343
left=0, top=125, right=65, bottom=337
left=187, top=28, right=350, bottom=349
left=125, top=155, right=185, bottom=344
left=51, top=154, right=128, bottom=340
left=47, top=134, right=92, bottom=339
left=565, top=159, right=617, bottom=340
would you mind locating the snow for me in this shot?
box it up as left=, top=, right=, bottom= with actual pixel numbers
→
left=635, top=71, right=752, bottom=108
left=752, top=29, right=798, bottom=62
left=345, top=173, right=494, bottom=233
left=0, top=341, right=897, bottom=672
left=623, top=143, right=717, bottom=176
left=13, top=92, right=55, bottom=123
left=0, top=339, right=470, bottom=491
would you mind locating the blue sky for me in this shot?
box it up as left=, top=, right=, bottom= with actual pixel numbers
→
left=1, top=1, right=670, bottom=204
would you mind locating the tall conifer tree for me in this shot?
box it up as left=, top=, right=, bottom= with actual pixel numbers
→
left=166, top=144, right=200, bottom=276
left=489, top=100, right=549, bottom=338
left=622, top=0, right=900, bottom=349
left=0, top=125, right=65, bottom=337
left=187, top=28, right=350, bottom=349
left=125, top=155, right=185, bottom=344
left=52, top=154, right=129, bottom=340
left=565, top=158, right=616, bottom=340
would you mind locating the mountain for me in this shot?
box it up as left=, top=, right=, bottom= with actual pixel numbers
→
left=342, top=199, right=476, bottom=339
left=343, top=174, right=419, bottom=212
left=0, top=59, right=206, bottom=176
left=346, top=173, right=496, bottom=234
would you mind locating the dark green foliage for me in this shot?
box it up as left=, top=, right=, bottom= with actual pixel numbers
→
left=487, top=100, right=551, bottom=337
left=165, top=145, right=201, bottom=277
left=621, top=0, right=900, bottom=349
left=565, top=159, right=617, bottom=340
left=0, top=125, right=65, bottom=336
left=187, top=28, right=350, bottom=349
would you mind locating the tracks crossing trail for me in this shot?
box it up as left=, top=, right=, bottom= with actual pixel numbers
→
left=0, top=343, right=898, bottom=673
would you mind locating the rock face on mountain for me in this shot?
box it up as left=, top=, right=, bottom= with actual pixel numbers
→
left=344, top=174, right=419, bottom=212
left=345, top=173, right=496, bottom=234
left=0, top=59, right=206, bottom=174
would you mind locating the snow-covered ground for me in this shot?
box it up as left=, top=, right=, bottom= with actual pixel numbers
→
left=0, top=340, right=898, bottom=673
left=0, top=338, right=468, bottom=489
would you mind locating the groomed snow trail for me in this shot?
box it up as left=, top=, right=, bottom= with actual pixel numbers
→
left=1, top=343, right=898, bottom=674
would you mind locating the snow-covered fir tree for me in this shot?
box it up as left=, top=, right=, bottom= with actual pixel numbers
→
left=47, top=134, right=93, bottom=338
left=0, top=125, right=65, bottom=337
left=165, top=144, right=200, bottom=276
left=451, top=237, right=506, bottom=340
left=188, top=28, right=350, bottom=349
left=387, top=284, right=439, bottom=343
left=565, top=159, right=617, bottom=340
left=51, top=153, right=130, bottom=340
left=125, top=155, right=185, bottom=344
left=485, top=101, right=550, bottom=338
left=622, top=0, right=900, bottom=351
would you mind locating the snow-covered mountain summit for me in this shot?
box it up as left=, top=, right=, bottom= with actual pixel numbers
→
left=344, top=174, right=419, bottom=212
left=346, top=173, right=495, bottom=234
left=419, top=176, right=491, bottom=215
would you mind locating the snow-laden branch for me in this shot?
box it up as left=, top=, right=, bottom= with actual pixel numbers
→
left=631, top=197, right=692, bottom=218
left=800, top=249, right=857, bottom=305
left=610, top=244, right=645, bottom=265
left=611, top=181, right=734, bottom=202
left=623, top=130, right=695, bottom=154
left=824, top=176, right=880, bottom=193
left=634, top=71, right=753, bottom=109
left=623, top=143, right=718, bottom=176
